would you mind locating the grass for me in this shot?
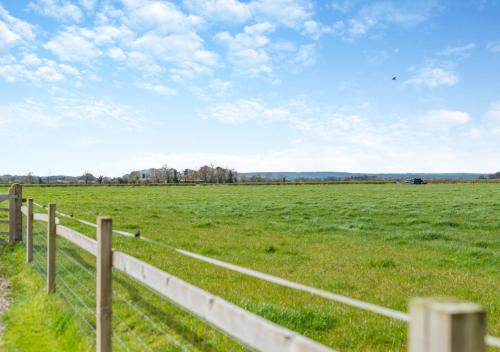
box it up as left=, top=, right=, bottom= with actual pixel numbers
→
left=2, top=183, right=500, bottom=351
left=0, top=243, right=90, bottom=352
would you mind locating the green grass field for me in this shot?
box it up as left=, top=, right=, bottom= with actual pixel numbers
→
left=2, top=184, right=500, bottom=351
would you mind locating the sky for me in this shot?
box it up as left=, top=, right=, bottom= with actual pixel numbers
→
left=1, top=0, right=500, bottom=177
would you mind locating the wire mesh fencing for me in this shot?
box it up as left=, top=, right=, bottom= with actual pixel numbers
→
left=30, top=220, right=251, bottom=352
left=32, top=220, right=96, bottom=349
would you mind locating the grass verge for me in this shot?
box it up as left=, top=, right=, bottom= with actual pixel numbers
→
left=0, top=242, right=90, bottom=352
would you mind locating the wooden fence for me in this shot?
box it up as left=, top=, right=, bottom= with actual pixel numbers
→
left=0, top=183, right=22, bottom=243
left=3, top=183, right=497, bottom=351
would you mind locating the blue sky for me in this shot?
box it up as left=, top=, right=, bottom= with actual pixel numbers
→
left=1, top=0, right=500, bottom=176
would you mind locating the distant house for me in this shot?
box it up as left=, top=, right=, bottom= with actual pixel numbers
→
left=404, top=178, right=427, bottom=184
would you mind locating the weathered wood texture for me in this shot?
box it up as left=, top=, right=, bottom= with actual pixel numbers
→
left=409, top=298, right=486, bottom=352
left=8, top=183, right=22, bottom=242
left=47, top=203, right=56, bottom=293
left=26, top=199, right=33, bottom=263
left=96, top=217, right=113, bottom=352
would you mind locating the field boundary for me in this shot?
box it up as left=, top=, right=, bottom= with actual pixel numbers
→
left=31, top=201, right=500, bottom=349
left=21, top=200, right=335, bottom=352
left=6, top=183, right=500, bottom=351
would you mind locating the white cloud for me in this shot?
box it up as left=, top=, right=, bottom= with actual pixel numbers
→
left=405, top=66, right=459, bottom=88
left=131, top=31, right=219, bottom=77
left=419, top=109, right=470, bottom=128
left=0, top=97, right=139, bottom=128
left=183, top=0, right=252, bottom=23
left=78, top=0, right=97, bottom=11
left=203, top=99, right=291, bottom=124
left=340, top=1, right=437, bottom=39
left=80, top=1, right=218, bottom=77
left=88, top=25, right=134, bottom=45
left=0, top=99, right=60, bottom=126
left=44, top=30, right=102, bottom=62
left=191, top=79, right=232, bottom=101
left=0, top=5, right=35, bottom=50
left=216, top=22, right=275, bottom=76
left=183, top=0, right=312, bottom=28
left=123, top=0, right=203, bottom=33
left=302, top=20, right=334, bottom=40
left=251, top=0, right=313, bottom=28
left=201, top=98, right=387, bottom=146
left=437, top=43, right=476, bottom=57
left=192, top=98, right=500, bottom=174
left=295, top=44, right=316, bottom=67
left=135, top=82, right=176, bottom=95
left=0, top=53, right=80, bottom=83
left=107, top=47, right=127, bottom=61
left=28, top=0, right=83, bottom=22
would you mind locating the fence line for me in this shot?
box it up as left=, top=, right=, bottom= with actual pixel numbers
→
left=24, top=202, right=335, bottom=352
left=30, top=203, right=408, bottom=320
left=33, top=202, right=137, bottom=237
left=27, top=202, right=500, bottom=349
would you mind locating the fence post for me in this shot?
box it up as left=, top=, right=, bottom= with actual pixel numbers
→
left=8, top=183, right=22, bottom=243
left=47, top=203, right=56, bottom=293
left=26, top=198, right=33, bottom=263
left=8, top=184, right=20, bottom=243
left=409, top=298, right=486, bottom=352
left=97, top=217, right=113, bottom=352
left=15, top=184, right=22, bottom=241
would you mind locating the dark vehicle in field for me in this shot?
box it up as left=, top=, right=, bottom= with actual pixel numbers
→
left=404, top=178, right=427, bottom=184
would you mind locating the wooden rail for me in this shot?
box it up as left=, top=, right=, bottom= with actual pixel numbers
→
left=23, top=202, right=335, bottom=352
left=1, top=184, right=22, bottom=243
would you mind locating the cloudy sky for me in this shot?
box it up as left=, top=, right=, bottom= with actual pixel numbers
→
left=1, top=0, right=500, bottom=176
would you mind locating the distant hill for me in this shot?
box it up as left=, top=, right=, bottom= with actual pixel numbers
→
left=241, top=172, right=487, bottom=180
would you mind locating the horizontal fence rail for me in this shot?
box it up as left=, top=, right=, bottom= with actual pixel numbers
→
left=0, top=194, right=17, bottom=202
left=113, top=251, right=333, bottom=352
left=176, top=249, right=410, bottom=322
left=24, top=202, right=335, bottom=352
left=28, top=202, right=500, bottom=350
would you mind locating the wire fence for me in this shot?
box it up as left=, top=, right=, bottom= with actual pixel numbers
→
left=30, top=219, right=251, bottom=352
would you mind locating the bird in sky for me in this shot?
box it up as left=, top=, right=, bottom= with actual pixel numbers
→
left=392, top=76, right=397, bottom=81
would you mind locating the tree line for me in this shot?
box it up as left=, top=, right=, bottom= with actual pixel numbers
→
left=2, top=170, right=500, bottom=185
left=0, top=165, right=239, bottom=184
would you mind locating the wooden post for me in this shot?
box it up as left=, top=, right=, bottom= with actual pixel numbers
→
left=8, top=183, right=22, bottom=243
left=47, top=203, right=56, bottom=293
left=409, top=298, right=486, bottom=352
left=15, top=184, right=22, bottom=241
left=96, top=217, right=113, bottom=352
left=26, top=198, right=33, bottom=263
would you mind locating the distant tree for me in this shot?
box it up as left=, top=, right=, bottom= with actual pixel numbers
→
left=199, top=165, right=210, bottom=182
left=489, top=172, right=500, bottom=179
left=226, top=170, right=234, bottom=183
left=81, top=172, right=96, bottom=184
left=128, top=171, right=140, bottom=183
left=97, top=175, right=104, bottom=184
